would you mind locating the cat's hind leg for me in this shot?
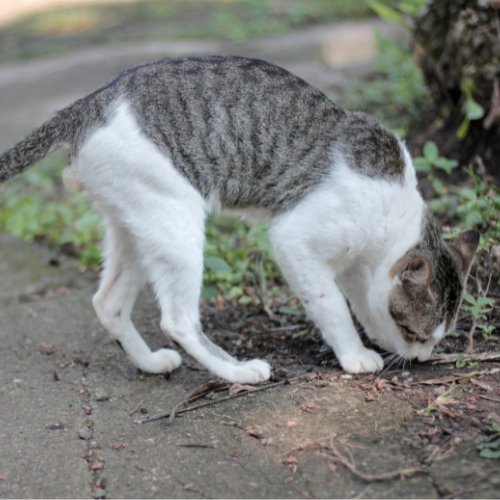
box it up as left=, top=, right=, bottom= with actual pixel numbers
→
left=135, top=197, right=271, bottom=384
left=93, top=217, right=181, bottom=374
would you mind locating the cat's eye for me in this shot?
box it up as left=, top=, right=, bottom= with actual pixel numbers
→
left=397, top=323, right=427, bottom=343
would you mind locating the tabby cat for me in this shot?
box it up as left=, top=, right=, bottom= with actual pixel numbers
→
left=0, top=56, right=479, bottom=383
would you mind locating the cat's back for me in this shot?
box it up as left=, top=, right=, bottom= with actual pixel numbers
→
left=116, top=56, right=346, bottom=210
left=88, top=56, right=406, bottom=212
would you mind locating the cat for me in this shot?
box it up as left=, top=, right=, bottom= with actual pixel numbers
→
left=0, top=56, right=479, bottom=383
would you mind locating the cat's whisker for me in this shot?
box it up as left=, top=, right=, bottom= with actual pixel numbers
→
left=380, top=352, right=401, bottom=376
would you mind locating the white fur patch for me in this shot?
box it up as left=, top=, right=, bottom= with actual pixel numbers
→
left=269, top=150, right=425, bottom=371
left=71, top=100, right=271, bottom=382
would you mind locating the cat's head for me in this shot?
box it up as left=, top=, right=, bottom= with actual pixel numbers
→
left=368, top=217, right=479, bottom=362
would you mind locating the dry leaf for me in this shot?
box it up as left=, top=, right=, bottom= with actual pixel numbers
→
left=229, top=383, right=258, bottom=396
left=300, top=401, right=316, bottom=413
left=283, top=455, right=298, bottom=465
left=245, top=427, right=260, bottom=438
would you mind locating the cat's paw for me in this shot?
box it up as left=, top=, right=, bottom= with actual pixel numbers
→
left=339, top=349, right=383, bottom=374
left=143, top=348, right=182, bottom=374
left=226, top=359, right=272, bottom=384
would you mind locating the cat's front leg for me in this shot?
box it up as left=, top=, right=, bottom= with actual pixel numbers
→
left=269, top=220, right=383, bottom=375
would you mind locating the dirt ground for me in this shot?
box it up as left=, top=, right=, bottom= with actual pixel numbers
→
left=1, top=236, right=499, bottom=499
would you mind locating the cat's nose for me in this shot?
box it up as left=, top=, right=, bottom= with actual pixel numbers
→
left=417, top=349, right=432, bottom=362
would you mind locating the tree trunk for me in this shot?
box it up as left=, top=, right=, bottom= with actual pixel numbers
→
left=412, top=0, right=500, bottom=179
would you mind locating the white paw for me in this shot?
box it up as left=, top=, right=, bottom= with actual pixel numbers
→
left=339, top=349, right=383, bottom=374
left=142, top=348, right=182, bottom=374
left=226, top=359, right=272, bottom=384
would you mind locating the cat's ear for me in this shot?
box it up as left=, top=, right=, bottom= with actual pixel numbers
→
left=390, top=254, right=433, bottom=287
left=454, top=230, right=480, bottom=272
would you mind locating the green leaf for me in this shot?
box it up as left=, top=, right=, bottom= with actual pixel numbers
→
left=457, top=118, right=470, bottom=139
left=423, top=141, right=438, bottom=161
left=479, top=447, right=500, bottom=459
left=398, top=0, right=426, bottom=15
left=202, top=285, right=219, bottom=301
left=368, top=0, right=405, bottom=24
left=465, top=98, right=485, bottom=121
left=455, top=353, right=465, bottom=368
left=205, top=256, right=232, bottom=274
left=413, top=157, right=430, bottom=172
left=477, top=297, right=494, bottom=307
left=433, top=156, right=459, bottom=173
left=462, top=293, right=476, bottom=305
left=432, top=178, right=446, bottom=195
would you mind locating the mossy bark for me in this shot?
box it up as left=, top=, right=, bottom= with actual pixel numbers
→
left=412, top=0, right=500, bottom=177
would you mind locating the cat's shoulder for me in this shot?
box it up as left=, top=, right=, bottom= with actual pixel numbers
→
left=335, top=111, right=407, bottom=180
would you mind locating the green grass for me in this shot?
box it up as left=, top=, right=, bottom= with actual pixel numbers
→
left=0, top=155, right=284, bottom=306
left=344, top=33, right=428, bottom=133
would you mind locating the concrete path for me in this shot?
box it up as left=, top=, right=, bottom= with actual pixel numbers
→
left=1, top=236, right=499, bottom=498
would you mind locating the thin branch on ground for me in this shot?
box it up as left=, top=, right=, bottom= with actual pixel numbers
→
left=409, top=367, right=500, bottom=386
left=167, top=380, right=230, bottom=423
left=128, top=399, right=145, bottom=416
left=319, top=437, right=424, bottom=482
left=478, top=394, right=500, bottom=403
left=137, top=375, right=305, bottom=424
left=425, top=351, right=500, bottom=364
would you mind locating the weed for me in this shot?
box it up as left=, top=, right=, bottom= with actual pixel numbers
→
left=424, top=383, right=461, bottom=415
left=0, top=156, right=102, bottom=267
left=457, top=77, right=486, bottom=139
left=413, top=140, right=459, bottom=195
left=477, top=424, right=500, bottom=460
left=0, top=155, right=286, bottom=305
left=344, top=33, right=428, bottom=132
left=368, top=0, right=426, bottom=26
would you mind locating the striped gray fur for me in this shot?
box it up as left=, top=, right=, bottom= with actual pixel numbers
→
left=0, top=56, right=405, bottom=211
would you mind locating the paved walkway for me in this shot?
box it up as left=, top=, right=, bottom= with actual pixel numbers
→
left=1, top=236, right=499, bottom=498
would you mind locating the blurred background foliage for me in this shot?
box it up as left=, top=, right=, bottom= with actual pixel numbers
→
left=0, top=0, right=372, bottom=62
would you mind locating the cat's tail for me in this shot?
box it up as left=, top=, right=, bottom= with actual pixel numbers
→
left=0, top=104, right=84, bottom=183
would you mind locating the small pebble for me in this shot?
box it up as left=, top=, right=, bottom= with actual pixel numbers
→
left=94, top=388, right=110, bottom=401
left=433, top=385, right=447, bottom=397
left=93, top=487, right=106, bottom=499
left=79, top=420, right=94, bottom=440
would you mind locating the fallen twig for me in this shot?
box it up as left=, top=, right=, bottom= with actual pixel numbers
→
left=176, top=443, right=216, bottom=449
left=410, top=367, right=500, bottom=386
left=322, top=437, right=424, bottom=482
left=478, top=394, right=500, bottom=403
left=167, top=380, right=229, bottom=423
left=426, top=351, right=500, bottom=365
left=128, top=399, right=144, bottom=416
left=137, top=375, right=304, bottom=424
